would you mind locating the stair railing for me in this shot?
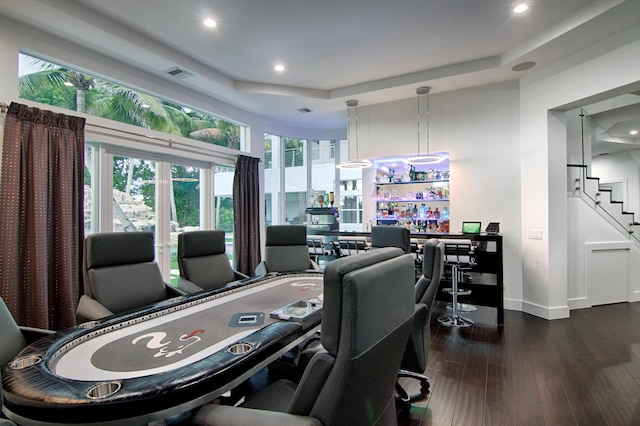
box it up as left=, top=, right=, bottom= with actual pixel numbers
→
left=568, top=108, right=640, bottom=244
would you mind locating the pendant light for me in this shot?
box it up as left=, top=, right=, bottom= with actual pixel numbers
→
left=336, top=100, right=372, bottom=169
left=404, top=87, right=444, bottom=165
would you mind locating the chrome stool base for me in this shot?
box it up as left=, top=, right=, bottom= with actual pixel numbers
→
left=438, top=314, right=474, bottom=328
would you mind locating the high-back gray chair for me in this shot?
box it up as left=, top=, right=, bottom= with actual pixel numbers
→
left=396, top=238, right=445, bottom=408
left=1, top=297, right=53, bottom=425
left=255, top=225, right=319, bottom=275
left=177, top=230, right=249, bottom=292
left=370, top=226, right=411, bottom=253
left=194, top=247, right=415, bottom=426
left=76, top=232, right=184, bottom=323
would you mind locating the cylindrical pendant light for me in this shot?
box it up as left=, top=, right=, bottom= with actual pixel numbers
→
left=404, top=87, right=444, bottom=165
left=337, top=100, right=371, bottom=169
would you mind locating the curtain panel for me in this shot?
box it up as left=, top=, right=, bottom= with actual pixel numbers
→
left=0, top=102, right=85, bottom=330
left=233, top=155, right=261, bottom=275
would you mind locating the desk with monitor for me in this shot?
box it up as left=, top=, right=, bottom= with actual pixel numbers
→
left=1, top=272, right=324, bottom=426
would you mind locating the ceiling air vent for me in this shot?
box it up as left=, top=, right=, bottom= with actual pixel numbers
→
left=297, top=108, right=312, bottom=113
left=164, top=67, right=194, bottom=79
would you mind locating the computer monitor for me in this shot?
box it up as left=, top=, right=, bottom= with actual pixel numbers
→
left=461, top=221, right=482, bottom=234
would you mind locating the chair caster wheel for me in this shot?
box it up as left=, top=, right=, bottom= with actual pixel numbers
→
left=420, top=379, right=430, bottom=393
left=395, top=399, right=411, bottom=417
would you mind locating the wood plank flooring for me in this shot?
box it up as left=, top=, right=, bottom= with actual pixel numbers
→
left=398, top=301, right=640, bottom=426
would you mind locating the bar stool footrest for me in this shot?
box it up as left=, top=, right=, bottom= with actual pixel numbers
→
left=446, top=302, right=477, bottom=312
left=442, top=288, right=472, bottom=296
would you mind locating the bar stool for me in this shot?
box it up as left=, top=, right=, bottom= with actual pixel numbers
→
left=439, top=241, right=474, bottom=328
left=443, top=239, right=477, bottom=312
left=337, top=236, right=369, bottom=256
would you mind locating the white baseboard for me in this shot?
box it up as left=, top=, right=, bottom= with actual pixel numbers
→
left=567, top=297, right=590, bottom=310
left=522, top=300, right=570, bottom=320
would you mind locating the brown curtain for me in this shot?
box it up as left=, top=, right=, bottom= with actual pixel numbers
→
left=233, top=155, right=261, bottom=275
left=0, top=102, right=85, bottom=330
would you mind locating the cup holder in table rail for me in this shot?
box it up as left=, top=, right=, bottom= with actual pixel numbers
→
left=227, top=342, right=253, bottom=355
left=9, top=355, right=43, bottom=370
left=87, top=381, right=121, bottom=399
left=78, top=320, right=100, bottom=329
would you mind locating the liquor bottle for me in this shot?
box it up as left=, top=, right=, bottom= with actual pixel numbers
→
left=434, top=207, right=440, bottom=219
left=419, top=204, right=426, bottom=220
left=442, top=206, right=449, bottom=219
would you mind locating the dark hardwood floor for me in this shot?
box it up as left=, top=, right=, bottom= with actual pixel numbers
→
left=398, top=301, right=640, bottom=426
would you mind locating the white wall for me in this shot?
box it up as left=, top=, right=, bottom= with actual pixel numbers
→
left=520, top=25, right=640, bottom=319
left=359, top=82, right=524, bottom=307
left=592, top=151, right=640, bottom=215
left=567, top=195, right=640, bottom=307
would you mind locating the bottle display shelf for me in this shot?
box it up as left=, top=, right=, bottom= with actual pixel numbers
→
left=376, top=198, right=449, bottom=203
left=375, top=179, right=449, bottom=186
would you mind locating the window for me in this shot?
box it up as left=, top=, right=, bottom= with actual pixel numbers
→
left=264, top=134, right=282, bottom=225
left=338, top=139, right=363, bottom=231
left=311, top=140, right=320, bottom=161
left=169, top=163, right=202, bottom=283
left=84, top=144, right=98, bottom=235
left=284, top=137, right=305, bottom=168
left=18, top=53, right=246, bottom=150
left=284, top=138, right=308, bottom=224
left=213, top=165, right=235, bottom=263
left=264, top=135, right=362, bottom=232
left=112, top=155, right=157, bottom=233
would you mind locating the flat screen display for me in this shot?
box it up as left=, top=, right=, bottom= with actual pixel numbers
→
left=461, top=221, right=482, bottom=234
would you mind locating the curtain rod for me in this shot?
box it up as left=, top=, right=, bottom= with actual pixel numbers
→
left=0, top=101, right=260, bottom=162
left=86, top=123, right=260, bottom=162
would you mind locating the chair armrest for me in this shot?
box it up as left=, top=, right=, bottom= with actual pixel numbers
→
left=19, top=326, right=56, bottom=343
left=413, top=302, right=429, bottom=326
left=172, top=278, right=203, bottom=295
left=255, top=261, right=268, bottom=277
left=234, top=270, right=251, bottom=280
left=76, top=294, right=114, bottom=323
left=193, top=404, right=322, bottom=426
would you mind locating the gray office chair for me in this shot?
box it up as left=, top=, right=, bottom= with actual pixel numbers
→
left=255, top=225, right=320, bottom=275
left=76, top=232, right=185, bottom=323
left=194, top=247, right=415, bottom=426
left=1, top=297, right=54, bottom=425
left=369, top=226, right=411, bottom=253
left=396, top=238, right=444, bottom=411
left=177, top=230, right=249, bottom=292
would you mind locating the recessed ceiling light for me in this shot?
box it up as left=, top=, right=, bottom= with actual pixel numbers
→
left=203, top=18, right=217, bottom=28
left=631, top=130, right=638, bottom=135
left=274, top=64, right=285, bottom=72
left=63, top=81, right=74, bottom=86
left=514, top=3, right=529, bottom=14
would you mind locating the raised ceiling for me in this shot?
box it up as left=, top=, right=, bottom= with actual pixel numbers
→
left=0, top=0, right=639, bottom=128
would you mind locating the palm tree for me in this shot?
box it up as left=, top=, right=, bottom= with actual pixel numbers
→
left=18, top=56, right=236, bottom=229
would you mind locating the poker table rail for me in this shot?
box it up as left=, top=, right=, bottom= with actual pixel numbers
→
left=2, top=272, right=324, bottom=425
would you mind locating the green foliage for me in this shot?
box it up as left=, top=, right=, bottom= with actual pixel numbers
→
left=112, top=156, right=156, bottom=208
left=172, top=165, right=200, bottom=227
left=19, top=55, right=237, bottom=234
left=216, top=197, right=234, bottom=233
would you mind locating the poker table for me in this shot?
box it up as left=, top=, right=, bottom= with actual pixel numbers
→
left=1, top=272, right=324, bottom=426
